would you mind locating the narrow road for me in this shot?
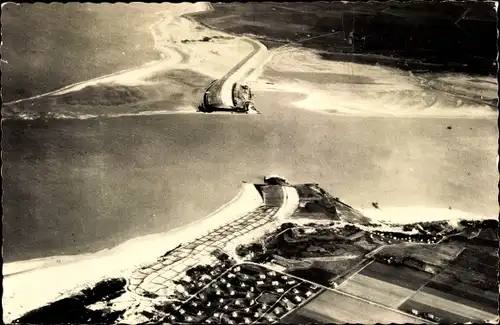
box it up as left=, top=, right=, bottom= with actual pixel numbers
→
left=6, top=8, right=270, bottom=113
left=126, top=185, right=296, bottom=298
left=205, top=37, right=268, bottom=108
left=4, top=0, right=272, bottom=112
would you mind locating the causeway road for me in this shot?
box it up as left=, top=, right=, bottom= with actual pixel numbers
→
left=204, top=36, right=268, bottom=108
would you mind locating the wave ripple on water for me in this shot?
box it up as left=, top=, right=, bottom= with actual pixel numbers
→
left=3, top=107, right=200, bottom=121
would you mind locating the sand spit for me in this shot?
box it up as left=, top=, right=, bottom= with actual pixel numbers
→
left=3, top=1, right=256, bottom=120
left=52, top=3, right=254, bottom=95
left=253, top=47, right=497, bottom=118
left=4, top=3, right=496, bottom=322
left=3, top=178, right=493, bottom=324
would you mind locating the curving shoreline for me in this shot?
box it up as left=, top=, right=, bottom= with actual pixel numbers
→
left=4, top=181, right=304, bottom=323
left=3, top=3, right=498, bottom=323
left=6, top=180, right=497, bottom=324
left=2, top=182, right=263, bottom=323
left=125, top=183, right=298, bottom=300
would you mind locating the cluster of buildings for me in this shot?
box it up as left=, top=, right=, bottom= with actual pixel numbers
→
left=155, top=263, right=322, bottom=324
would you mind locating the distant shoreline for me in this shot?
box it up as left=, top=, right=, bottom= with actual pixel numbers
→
left=1, top=3, right=166, bottom=103
left=188, top=2, right=496, bottom=77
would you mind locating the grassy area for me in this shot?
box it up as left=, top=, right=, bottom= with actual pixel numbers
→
left=375, top=242, right=464, bottom=269
left=1, top=3, right=168, bottom=102
left=2, top=69, right=212, bottom=118
left=191, top=2, right=496, bottom=75
left=14, top=278, right=126, bottom=324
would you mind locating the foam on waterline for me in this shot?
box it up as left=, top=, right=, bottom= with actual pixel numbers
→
left=2, top=106, right=202, bottom=121
left=2, top=182, right=262, bottom=323
left=360, top=206, right=491, bottom=226
left=262, top=47, right=497, bottom=118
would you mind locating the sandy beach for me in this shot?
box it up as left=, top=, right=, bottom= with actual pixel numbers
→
left=3, top=183, right=264, bottom=323
left=252, top=47, right=497, bottom=118
left=3, top=2, right=497, bottom=323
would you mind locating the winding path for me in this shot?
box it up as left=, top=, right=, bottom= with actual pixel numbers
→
left=202, top=37, right=268, bottom=108
left=126, top=184, right=299, bottom=299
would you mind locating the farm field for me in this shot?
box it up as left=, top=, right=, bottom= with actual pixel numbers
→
left=420, top=285, right=497, bottom=317
left=357, top=261, right=433, bottom=291
left=334, top=261, right=431, bottom=309
left=426, top=273, right=498, bottom=313
left=449, top=246, right=498, bottom=289
left=452, top=250, right=498, bottom=279
left=396, top=242, right=498, bottom=323
left=336, top=273, right=416, bottom=308
left=439, top=265, right=497, bottom=293
left=374, top=242, right=465, bottom=268
left=286, top=289, right=428, bottom=324
left=191, top=2, right=496, bottom=75
left=400, top=289, right=497, bottom=323
left=475, top=228, right=499, bottom=241
left=398, top=299, right=476, bottom=324
left=333, top=250, right=498, bottom=324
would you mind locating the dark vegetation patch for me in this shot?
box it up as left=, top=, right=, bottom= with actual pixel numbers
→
left=400, top=220, right=459, bottom=234
left=255, top=223, right=368, bottom=260
left=282, top=312, right=325, bottom=324
left=190, top=2, right=496, bottom=76
left=57, top=84, right=155, bottom=106
left=146, top=69, right=212, bottom=87
left=375, top=254, right=438, bottom=274
left=459, top=219, right=499, bottom=229
left=373, top=242, right=465, bottom=275
left=288, top=267, right=335, bottom=286
left=463, top=245, right=499, bottom=267
left=442, top=230, right=499, bottom=248
left=399, top=299, right=473, bottom=324
left=432, top=269, right=499, bottom=303
left=14, top=278, right=126, bottom=324
left=312, top=258, right=365, bottom=281
left=180, top=35, right=233, bottom=43
left=264, top=68, right=377, bottom=85
left=2, top=3, right=166, bottom=102
left=449, top=248, right=499, bottom=285
left=424, top=281, right=498, bottom=313
left=3, top=70, right=212, bottom=119
left=235, top=220, right=373, bottom=285
left=453, top=249, right=498, bottom=278
left=443, top=266, right=497, bottom=293
left=360, top=261, right=432, bottom=291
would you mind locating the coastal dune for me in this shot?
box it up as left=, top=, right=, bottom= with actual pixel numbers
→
left=3, top=182, right=263, bottom=323
left=3, top=2, right=497, bottom=323
left=252, top=47, right=497, bottom=118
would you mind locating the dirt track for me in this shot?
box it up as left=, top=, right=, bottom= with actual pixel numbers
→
left=3, top=2, right=263, bottom=116
left=3, top=3, right=497, bottom=323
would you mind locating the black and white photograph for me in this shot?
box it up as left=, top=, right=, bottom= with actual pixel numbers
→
left=1, top=1, right=499, bottom=324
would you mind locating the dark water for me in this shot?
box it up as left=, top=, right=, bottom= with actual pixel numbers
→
left=2, top=92, right=497, bottom=262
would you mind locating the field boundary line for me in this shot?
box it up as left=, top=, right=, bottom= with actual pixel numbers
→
left=396, top=246, right=466, bottom=310
left=332, top=259, right=373, bottom=287
left=246, top=261, right=434, bottom=324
